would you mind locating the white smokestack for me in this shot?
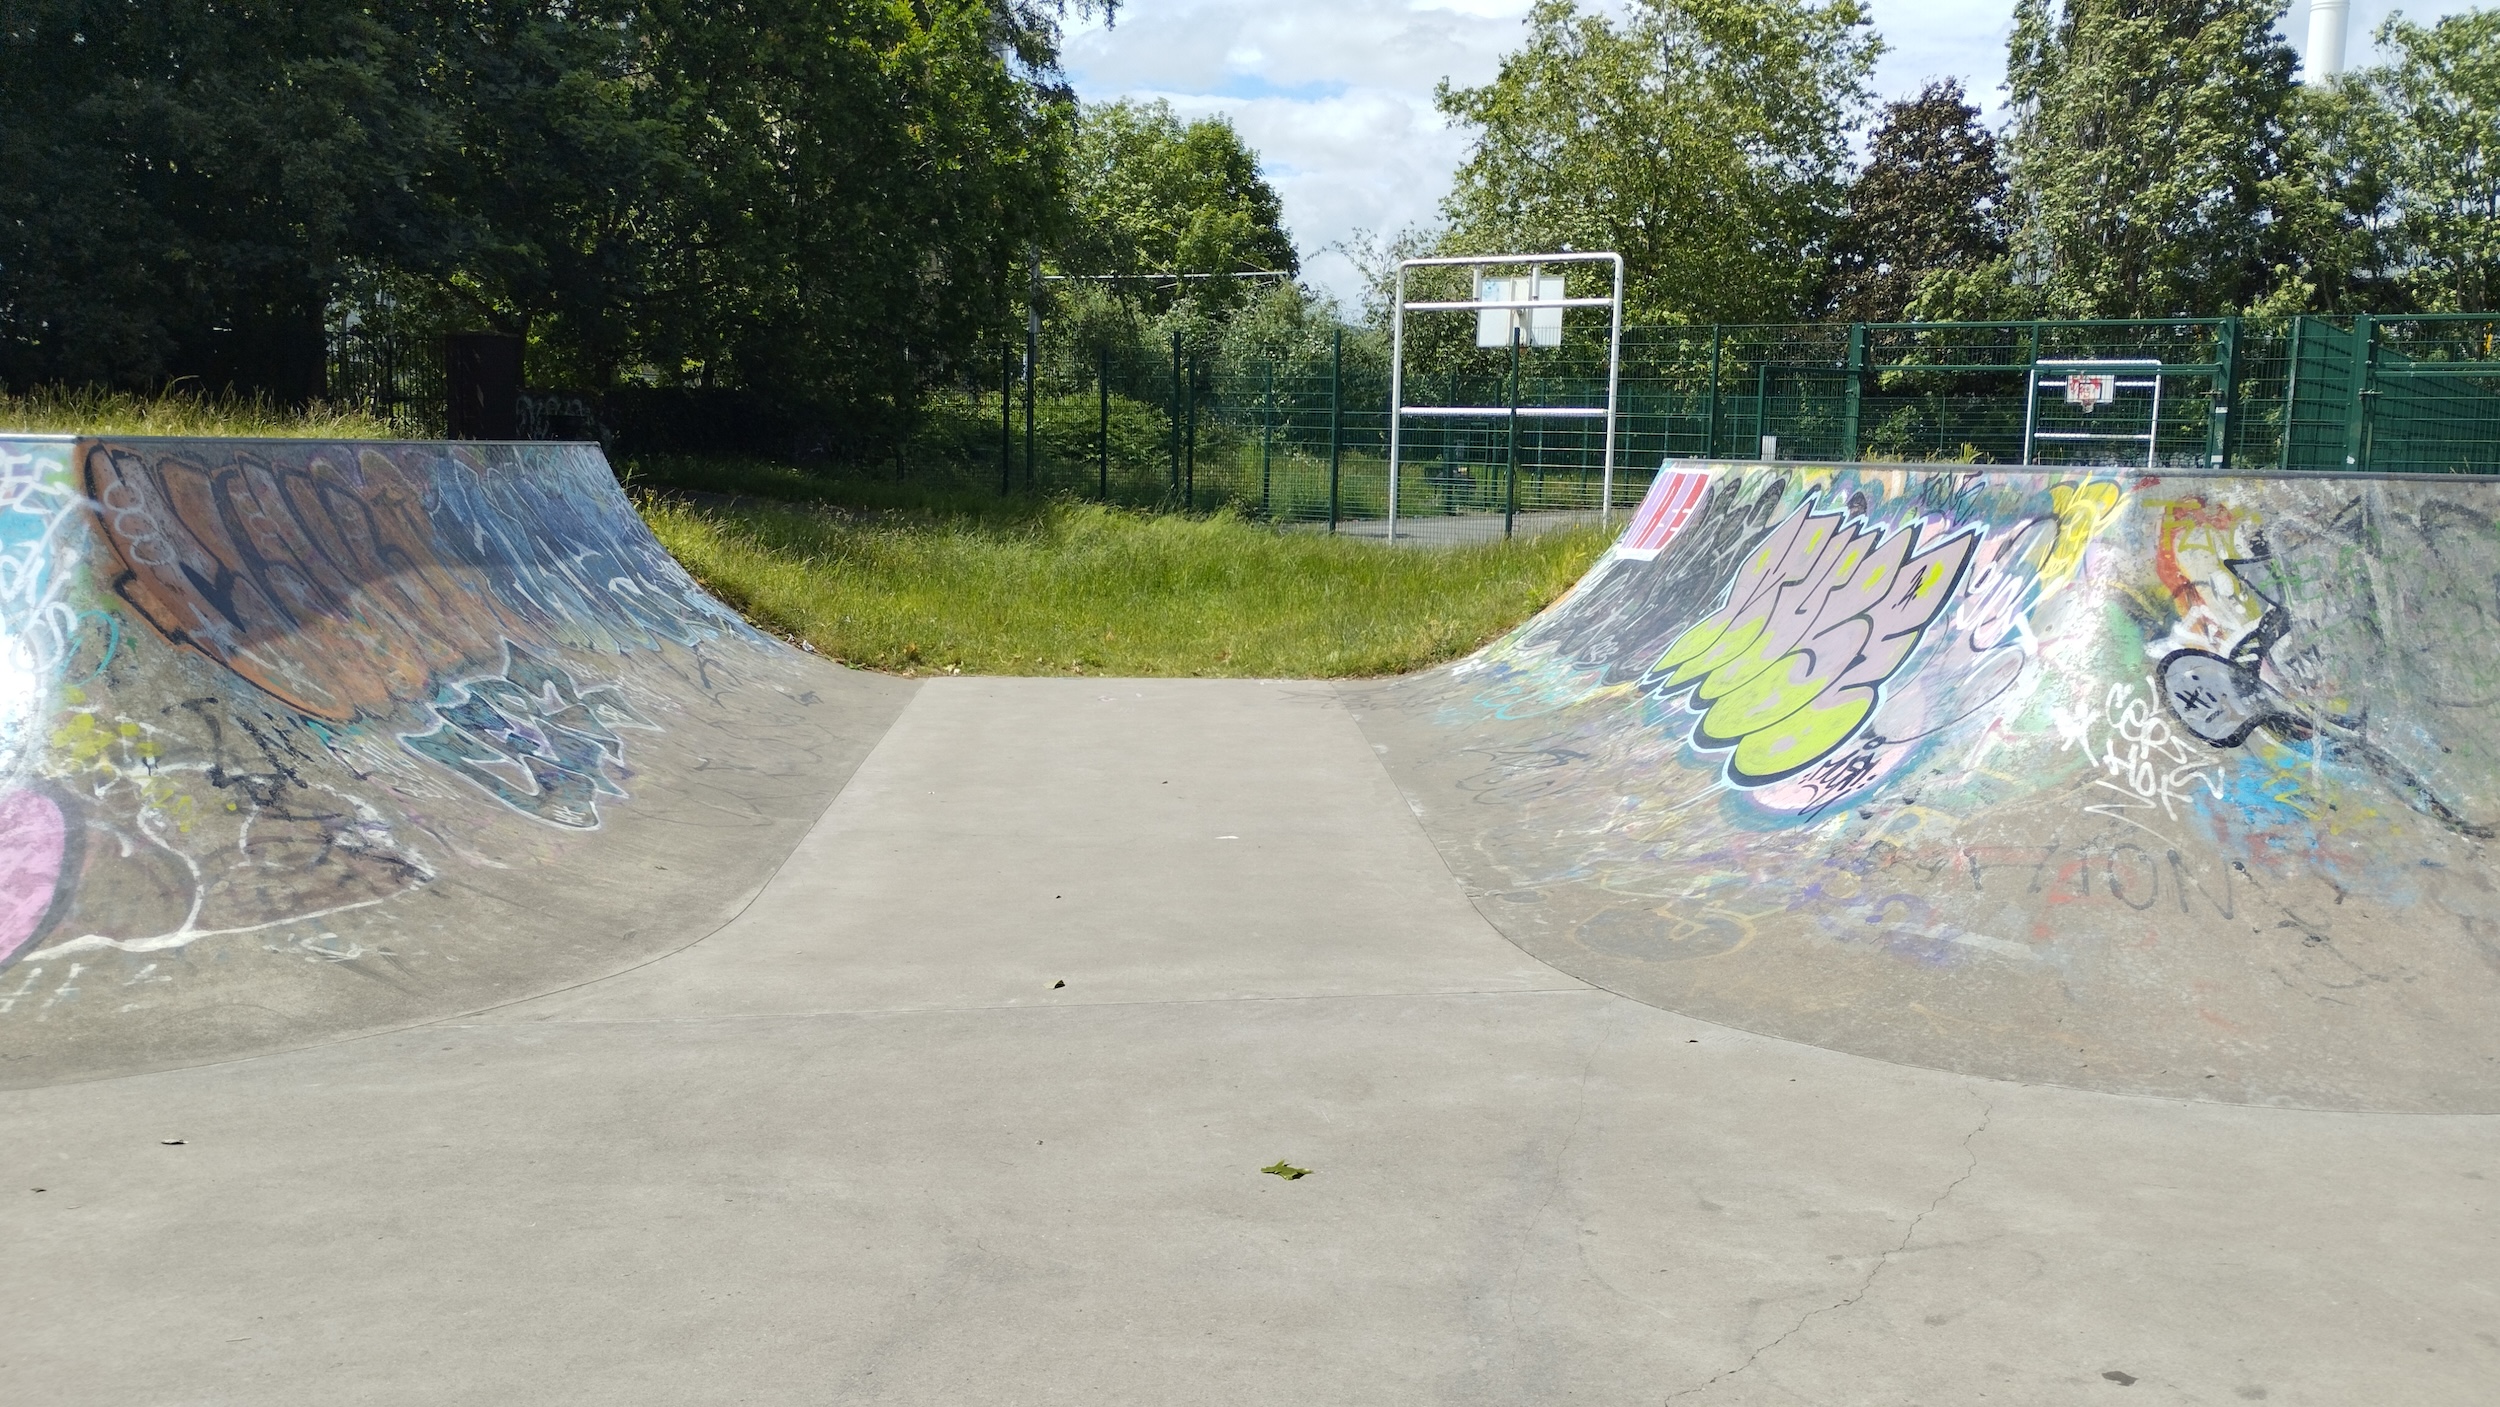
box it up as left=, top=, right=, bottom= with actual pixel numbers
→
left=2306, top=0, right=2351, bottom=82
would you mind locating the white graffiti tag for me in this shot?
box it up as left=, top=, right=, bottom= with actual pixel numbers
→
left=1, top=441, right=87, bottom=777
left=2051, top=680, right=2224, bottom=835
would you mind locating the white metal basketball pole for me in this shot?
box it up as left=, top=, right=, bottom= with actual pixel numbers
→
left=2023, top=358, right=2165, bottom=467
left=1603, top=255, right=1622, bottom=523
left=1388, top=260, right=1405, bottom=543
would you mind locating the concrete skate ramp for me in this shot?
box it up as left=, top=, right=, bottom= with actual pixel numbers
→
left=1354, top=463, right=2500, bottom=1112
left=0, top=436, right=909, bottom=1086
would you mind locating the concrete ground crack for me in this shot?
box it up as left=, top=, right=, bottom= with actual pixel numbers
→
left=1504, top=1002, right=1618, bottom=1388
left=1663, top=1094, right=1994, bottom=1405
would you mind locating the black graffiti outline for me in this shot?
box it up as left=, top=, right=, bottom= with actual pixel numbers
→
left=2155, top=542, right=2311, bottom=750
left=2157, top=540, right=2493, bottom=840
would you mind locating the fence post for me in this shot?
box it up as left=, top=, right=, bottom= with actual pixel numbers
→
left=1754, top=362, right=1770, bottom=458
left=1184, top=356, right=1197, bottom=508
left=1260, top=361, right=1274, bottom=515
left=1505, top=325, right=1521, bottom=538
left=1531, top=408, right=1544, bottom=503
left=1025, top=255, right=1039, bottom=491
left=2208, top=316, right=2240, bottom=470
left=2025, top=318, right=2045, bottom=463
left=1328, top=327, right=1342, bottom=533
left=2347, top=314, right=2375, bottom=470
left=1098, top=345, right=1110, bottom=499
left=1841, top=322, right=1865, bottom=462
left=444, top=332, right=523, bottom=440
left=2280, top=316, right=2306, bottom=471
left=1000, top=341, right=1013, bottom=496
left=1169, top=331, right=1182, bottom=500
left=1702, top=325, right=1722, bottom=459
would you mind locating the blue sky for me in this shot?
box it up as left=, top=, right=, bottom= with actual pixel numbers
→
left=1062, top=0, right=2484, bottom=304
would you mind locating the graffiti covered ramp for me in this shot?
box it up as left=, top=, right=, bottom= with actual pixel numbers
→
left=0, top=436, right=910, bottom=1087
left=1352, top=463, right=2500, bottom=1113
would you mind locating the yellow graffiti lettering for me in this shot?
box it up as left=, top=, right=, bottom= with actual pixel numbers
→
left=2039, top=480, right=2122, bottom=590
left=1645, top=494, right=1976, bottom=787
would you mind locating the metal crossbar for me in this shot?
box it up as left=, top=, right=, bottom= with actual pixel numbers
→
left=1396, top=405, right=1612, bottom=418
left=1400, top=297, right=1620, bottom=312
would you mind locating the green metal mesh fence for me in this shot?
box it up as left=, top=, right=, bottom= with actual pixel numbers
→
left=936, top=312, right=2500, bottom=529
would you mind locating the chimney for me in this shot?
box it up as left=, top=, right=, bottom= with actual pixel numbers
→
left=2306, top=0, right=2350, bottom=82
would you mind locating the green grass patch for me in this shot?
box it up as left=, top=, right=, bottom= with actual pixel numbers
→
left=618, top=452, right=1039, bottom=521
left=0, top=385, right=396, bottom=438
left=640, top=493, right=1607, bottom=678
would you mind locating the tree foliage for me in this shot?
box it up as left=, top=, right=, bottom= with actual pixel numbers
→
left=1057, top=99, right=1297, bottom=317
left=0, top=0, right=1084, bottom=426
left=1821, top=81, right=2007, bottom=323
left=0, top=0, right=451, bottom=393
left=2002, top=0, right=2301, bottom=318
left=2359, top=10, right=2500, bottom=311
left=602, top=0, right=1070, bottom=414
left=2176, top=8, right=2500, bottom=317
left=13, top=0, right=2496, bottom=432
left=1434, top=0, right=1880, bottom=323
left=2260, top=74, right=2407, bottom=314
left=1432, top=0, right=2500, bottom=323
left=1042, top=98, right=1299, bottom=370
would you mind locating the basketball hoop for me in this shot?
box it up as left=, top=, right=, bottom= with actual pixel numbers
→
left=2023, top=358, right=2164, bottom=467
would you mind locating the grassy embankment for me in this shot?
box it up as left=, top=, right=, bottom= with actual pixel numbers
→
left=626, top=454, right=1607, bottom=677
left=640, top=489, right=1604, bottom=678
left=0, top=384, right=393, bottom=437
left=1, top=390, right=1610, bottom=678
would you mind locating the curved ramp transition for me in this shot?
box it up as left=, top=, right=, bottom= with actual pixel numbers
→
left=1355, top=463, right=2500, bottom=1112
left=0, top=436, right=906, bottom=1086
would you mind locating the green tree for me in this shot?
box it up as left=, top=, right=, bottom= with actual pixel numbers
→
left=2, top=0, right=1091, bottom=433
left=0, top=0, right=452, bottom=392
left=416, top=0, right=1073, bottom=421
left=1822, top=81, right=2008, bottom=323
left=2364, top=9, right=2500, bottom=311
left=2002, top=0, right=2301, bottom=318
left=606, top=0, right=1071, bottom=418
left=1055, top=99, right=1298, bottom=326
left=1215, top=280, right=1348, bottom=371
left=417, top=0, right=689, bottom=385
left=1433, top=0, right=1880, bottom=323
left=2260, top=75, right=2407, bottom=314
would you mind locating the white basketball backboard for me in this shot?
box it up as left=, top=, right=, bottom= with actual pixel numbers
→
left=2064, top=373, right=2116, bottom=413
left=1475, top=272, right=1565, bottom=348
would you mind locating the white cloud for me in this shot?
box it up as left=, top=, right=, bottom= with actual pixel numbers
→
left=1866, top=0, right=2019, bottom=118
left=1065, top=0, right=1526, bottom=301
left=1066, top=0, right=2490, bottom=305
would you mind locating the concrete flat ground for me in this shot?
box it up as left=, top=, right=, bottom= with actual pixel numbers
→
left=5, top=679, right=2494, bottom=1405
left=1309, top=508, right=1607, bottom=545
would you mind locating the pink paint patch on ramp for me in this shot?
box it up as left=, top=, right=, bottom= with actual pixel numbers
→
left=1617, top=470, right=1711, bottom=560
left=0, top=788, right=66, bottom=964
